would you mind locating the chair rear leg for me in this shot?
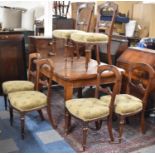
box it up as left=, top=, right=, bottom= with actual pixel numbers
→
left=4, top=94, right=7, bottom=110
left=141, top=111, right=145, bottom=134
left=9, top=106, right=13, bottom=126
left=20, top=113, right=25, bottom=139
left=38, top=110, right=44, bottom=121
left=107, top=116, right=114, bottom=142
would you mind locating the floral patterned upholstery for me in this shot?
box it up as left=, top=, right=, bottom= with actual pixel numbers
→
left=66, top=98, right=109, bottom=121
left=2, top=81, right=34, bottom=94
left=70, top=32, right=109, bottom=43
left=8, top=91, right=47, bottom=111
left=100, top=94, right=143, bottom=115
left=52, top=29, right=84, bottom=39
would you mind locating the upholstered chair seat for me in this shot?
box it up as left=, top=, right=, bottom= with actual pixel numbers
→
left=52, top=29, right=84, bottom=39
left=2, top=81, right=34, bottom=95
left=2, top=53, right=41, bottom=110
left=66, top=98, right=109, bottom=121
left=71, top=32, right=109, bottom=44
left=8, top=91, right=47, bottom=112
left=100, top=94, right=143, bottom=115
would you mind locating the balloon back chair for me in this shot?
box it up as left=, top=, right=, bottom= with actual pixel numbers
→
left=8, top=59, right=57, bottom=139
left=100, top=63, right=155, bottom=143
left=2, top=53, right=41, bottom=110
left=65, top=64, right=122, bottom=151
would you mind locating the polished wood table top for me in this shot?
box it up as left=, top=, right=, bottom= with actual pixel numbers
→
left=39, top=40, right=124, bottom=100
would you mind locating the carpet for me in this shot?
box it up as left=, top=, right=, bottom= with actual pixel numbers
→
left=0, top=95, right=75, bottom=153
left=49, top=86, right=155, bottom=153
left=1, top=86, right=155, bottom=153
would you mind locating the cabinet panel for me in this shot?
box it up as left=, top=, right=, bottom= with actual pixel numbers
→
left=0, top=34, right=26, bottom=93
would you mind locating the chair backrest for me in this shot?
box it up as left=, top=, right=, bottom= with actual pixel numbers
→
left=96, top=1, right=118, bottom=35
left=35, top=59, right=54, bottom=104
left=75, top=3, right=94, bottom=32
left=28, top=53, right=41, bottom=82
left=127, top=63, right=155, bottom=109
left=96, top=2, right=118, bottom=65
left=96, top=65, right=122, bottom=114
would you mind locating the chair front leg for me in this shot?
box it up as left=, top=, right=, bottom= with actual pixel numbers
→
left=65, top=109, right=71, bottom=135
left=118, top=115, right=125, bottom=143
left=20, top=113, right=25, bottom=139
left=82, top=122, right=88, bottom=152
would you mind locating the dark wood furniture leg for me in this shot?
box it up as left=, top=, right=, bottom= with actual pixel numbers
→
left=4, top=94, right=7, bottom=110
left=82, top=123, right=88, bottom=151
left=20, top=113, right=25, bottom=139
left=38, top=110, right=44, bottom=121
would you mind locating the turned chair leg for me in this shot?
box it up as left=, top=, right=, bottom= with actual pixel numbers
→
left=107, top=116, right=114, bottom=142
left=141, top=111, right=145, bottom=134
left=82, top=123, right=88, bottom=152
left=20, top=113, right=25, bottom=139
left=118, top=116, right=125, bottom=143
left=4, top=94, right=7, bottom=110
left=96, top=45, right=100, bottom=65
left=9, top=106, right=13, bottom=126
left=38, top=110, right=44, bottom=121
left=65, top=109, right=71, bottom=135
left=47, top=106, right=57, bottom=129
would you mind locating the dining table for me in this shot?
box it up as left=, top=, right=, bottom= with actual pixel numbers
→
left=34, top=39, right=124, bottom=101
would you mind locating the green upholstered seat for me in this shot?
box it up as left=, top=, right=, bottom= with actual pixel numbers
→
left=52, top=29, right=84, bottom=39
left=66, top=98, right=109, bottom=121
left=100, top=94, right=143, bottom=115
left=70, top=32, right=109, bottom=43
left=2, top=81, right=34, bottom=94
left=8, top=91, right=47, bottom=112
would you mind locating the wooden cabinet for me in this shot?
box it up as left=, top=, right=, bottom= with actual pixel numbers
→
left=0, top=34, right=27, bottom=93
left=28, top=36, right=53, bottom=57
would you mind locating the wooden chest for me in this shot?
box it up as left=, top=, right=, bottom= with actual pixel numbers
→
left=117, top=47, right=155, bottom=71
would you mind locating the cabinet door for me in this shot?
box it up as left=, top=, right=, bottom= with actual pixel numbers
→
left=0, top=34, right=26, bottom=93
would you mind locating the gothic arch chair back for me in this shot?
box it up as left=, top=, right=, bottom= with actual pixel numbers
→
left=75, top=3, right=94, bottom=32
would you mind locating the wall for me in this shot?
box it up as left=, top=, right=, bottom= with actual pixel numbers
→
left=133, top=2, right=155, bottom=37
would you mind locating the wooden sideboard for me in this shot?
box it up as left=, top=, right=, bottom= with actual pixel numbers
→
left=28, top=36, right=53, bottom=57
left=0, top=33, right=27, bottom=93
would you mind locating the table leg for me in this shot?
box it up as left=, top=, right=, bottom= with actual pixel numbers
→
left=64, top=84, right=73, bottom=101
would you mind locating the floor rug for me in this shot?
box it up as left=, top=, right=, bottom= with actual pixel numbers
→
left=1, top=86, right=155, bottom=153
left=49, top=86, right=155, bottom=153
left=0, top=96, right=75, bottom=153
